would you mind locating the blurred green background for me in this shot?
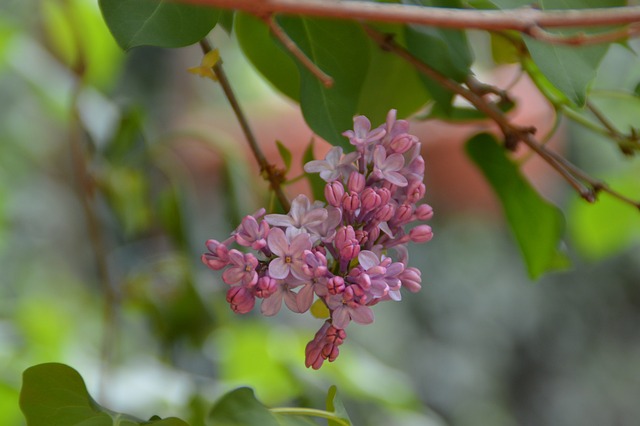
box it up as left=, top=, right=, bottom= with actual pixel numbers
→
left=2, top=1, right=640, bottom=425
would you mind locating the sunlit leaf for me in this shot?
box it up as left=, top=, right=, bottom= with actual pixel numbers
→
left=278, top=17, right=370, bottom=148
left=20, top=363, right=188, bottom=426
left=569, top=172, right=640, bottom=259
left=235, top=13, right=300, bottom=101
left=310, top=298, right=330, bottom=319
left=466, top=134, right=570, bottom=279
left=99, top=0, right=218, bottom=50
left=326, top=386, right=352, bottom=426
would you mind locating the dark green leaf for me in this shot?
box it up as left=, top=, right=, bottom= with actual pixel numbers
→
left=466, top=134, right=570, bottom=279
left=356, top=24, right=430, bottom=124
left=235, top=13, right=300, bottom=101
left=20, top=363, right=188, bottom=426
left=276, top=140, right=292, bottom=172
left=208, top=387, right=282, bottom=426
left=302, top=139, right=326, bottom=202
left=102, top=106, right=146, bottom=164
left=278, top=17, right=370, bottom=149
left=403, top=0, right=472, bottom=113
left=218, top=10, right=235, bottom=34
left=99, top=0, right=218, bottom=50
left=326, top=386, right=352, bottom=426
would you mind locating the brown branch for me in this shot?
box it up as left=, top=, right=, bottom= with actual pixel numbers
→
left=264, top=15, right=334, bottom=87
left=198, top=38, right=291, bottom=211
left=526, top=23, right=640, bottom=46
left=178, top=0, right=640, bottom=39
left=364, top=26, right=640, bottom=210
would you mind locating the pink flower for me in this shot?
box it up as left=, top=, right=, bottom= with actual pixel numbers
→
left=265, top=195, right=327, bottom=237
left=372, top=146, right=408, bottom=187
left=304, top=146, right=359, bottom=182
left=267, top=227, right=312, bottom=280
left=326, top=292, right=374, bottom=329
left=222, top=249, right=259, bottom=286
left=305, top=321, right=346, bottom=369
left=260, top=279, right=305, bottom=316
left=399, top=267, right=422, bottom=293
left=235, top=215, right=269, bottom=250
left=202, top=239, right=229, bottom=270
left=342, top=115, right=385, bottom=150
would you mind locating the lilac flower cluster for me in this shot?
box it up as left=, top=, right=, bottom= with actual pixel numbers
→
left=202, top=110, right=433, bottom=369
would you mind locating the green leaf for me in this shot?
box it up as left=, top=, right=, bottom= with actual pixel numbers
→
left=99, top=0, right=218, bottom=50
left=356, top=24, right=430, bottom=124
left=466, top=134, right=570, bottom=279
left=235, top=13, right=300, bottom=101
left=569, top=172, right=640, bottom=259
left=208, top=387, right=283, bottom=426
left=523, top=0, right=624, bottom=106
left=276, top=140, right=292, bottom=172
left=20, top=363, right=189, bottom=426
left=278, top=17, right=370, bottom=149
left=325, top=386, right=352, bottom=426
left=403, top=0, right=472, bottom=113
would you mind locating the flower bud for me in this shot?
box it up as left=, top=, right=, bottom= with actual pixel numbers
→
left=325, top=182, right=345, bottom=207
left=409, top=225, right=433, bottom=243
left=341, top=192, right=360, bottom=212
left=327, top=276, right=346, bottom=295
left=400, top=267, right=422, bottom=292
left=415, top=203, right=434, bottom=221
left=347, top=172, right=365, bottom=193
left=226, top=286, right=255, bottom=314
left=374, top=203, right=395, bottom=222
left=395, top=203, right=413, bottom=224
left=255, top=276, right=278, bottom=298
left=376, top=187, right=392, bottom=205
left=390, top=133, right=415, bottom=154
left=360, top=187, right=381, bottom=211
left=406, top=180, right=426, bottom=204
left=335, top=226, right=360, bottom=261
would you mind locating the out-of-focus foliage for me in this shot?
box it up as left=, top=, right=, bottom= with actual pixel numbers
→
left=2, top=0, right=640, bottom=425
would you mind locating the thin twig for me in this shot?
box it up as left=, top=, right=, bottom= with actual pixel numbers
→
left=264, top=15, right=334, bottom=87
left=199, top=38, right=291, bottom=211
left=525, top=23, right=640, bottom=46
left=364, top=26, right=640, bottom=209
left=178, top=0, right=640, bottom=40
left=69, top=80, right=117, bottom=400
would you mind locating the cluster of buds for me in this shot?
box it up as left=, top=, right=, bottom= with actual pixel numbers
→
left=202, top=110, right=433, bottom=369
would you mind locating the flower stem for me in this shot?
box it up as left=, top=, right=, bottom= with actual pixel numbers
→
left=270, top=407, right=350, bottom=425
left=199, top=38, right=291, bottom=212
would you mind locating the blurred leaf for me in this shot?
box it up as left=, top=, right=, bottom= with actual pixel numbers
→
left=20, top=363, right=188, bottom=426
left=235, top=13, right=300, bottom=101
left=404, top=0, right=472, bottom=113
left=157, top=185, right=188, bottom=249
left=276, top=140, right=292, bottom=172
left=490, top=32, right=520, bottom=64
left=425, top=100, right=514, bottom=121
left=99, top=0, right=219, bottom=50
left=218, top=10, right=235, bottom=34
left=310, top=298, right=330, bottom=319
left=326, top=386, right=352, bottom=426
left=466, top=133, right=570, bottom=279
left=41, top=0, right=78, bottom=69
left=0, top=382, right=21, bottom=426
left=103, top=166, right=151, bottom=236
left=302, top=139, right=326, bottom=202
left=569, top=172, right=640, bottom=259
left=103, top=106, right=146, bottom=164
left=589, top=91, right=640, bottom=132
left=278, top=16, right=369, bottom=148
left=523, top=0, right=624, bottom=106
